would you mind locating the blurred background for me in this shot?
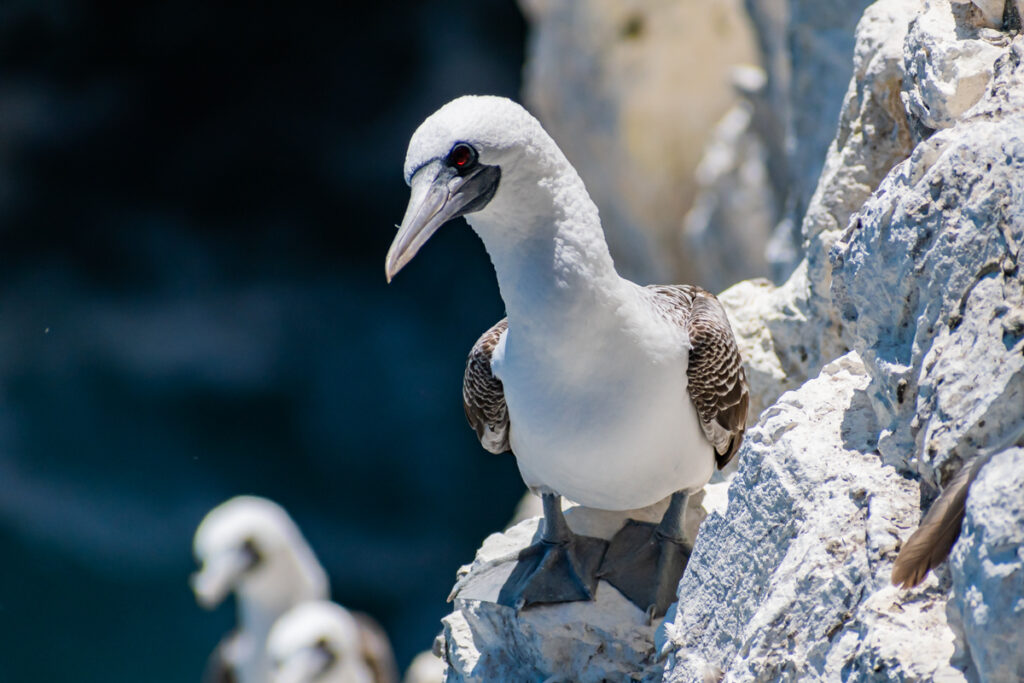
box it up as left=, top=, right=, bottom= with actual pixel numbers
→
left=0, top=0, right=857, bottom=679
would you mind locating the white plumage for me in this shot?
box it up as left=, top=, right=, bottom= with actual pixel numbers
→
left=388, top=96, right=748, bottom=614
left=267, top=601, right=380, bottom=683
left=191, top=496, right=329, bottom=683
left=402, top=97, right=711, bottom=510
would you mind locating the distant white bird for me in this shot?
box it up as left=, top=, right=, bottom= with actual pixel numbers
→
left=267, top=601, right=399, bottom=683
left=401, top=650, right=446, bottom=683
left=191, top=495, right=329, bottom=683
left=386, top=96, right=748, bottom=617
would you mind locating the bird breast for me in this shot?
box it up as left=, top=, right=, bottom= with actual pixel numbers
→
left=494, top=325, right=713, bottom=511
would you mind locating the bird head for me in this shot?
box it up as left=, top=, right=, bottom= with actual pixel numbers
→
left=190, top=496, right=328, bottom=612
left=385, top=95, right=563, bottom=282
left=267, top=601, right=373, bottom=683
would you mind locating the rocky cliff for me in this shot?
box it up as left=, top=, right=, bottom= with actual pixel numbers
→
left=439, top=2, right=1024, bottom=680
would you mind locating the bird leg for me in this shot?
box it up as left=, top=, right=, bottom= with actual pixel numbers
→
left=598, top=490, right=691, bottom=619
left=497, top=493, right=609, bottom=610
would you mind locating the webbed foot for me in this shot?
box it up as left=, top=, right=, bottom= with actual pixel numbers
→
left=597, top=519, right=689, bottom=618
left=496, top=492, right=608, bottom=610
left=497, top=533, right=608, bottom=609
left=598, top=490, right=693, bottom=618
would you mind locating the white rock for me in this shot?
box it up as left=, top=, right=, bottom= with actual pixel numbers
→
left=947, top=447, right=1024, bottom=682
left=689, top=0, right=879, bottom=286
left=661, top=353, right=964, bottom=682
left=785, top=0, right=878, bottom=241
left=831, top=36, right=1024, bottom=483
left=717, top=268, right=815, bottom=420
left=742, top=0, right=878, bottom=279
left=682, top=70, right=777, bottom=294
left=505, top=491, right=542, bottom=529
left=716, top=0, right=923, bottom=419
left=801, top=0, right=920, bottom=254
left=827, top=18, right=1024, bottom=678
left=958, top=0, right=1024, bottom=28
left=444, top=2, right=1024, bottom=680
left=518, top=0, right=758, bottom=283
left=439, top=496, right=707, bottom=683
left=903, top=0, right=1009, bottom=134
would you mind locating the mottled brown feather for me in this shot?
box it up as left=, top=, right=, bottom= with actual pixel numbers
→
left=462, top=319, right=511, bottom=454
left=647, top=285, right=749, bottom=470
left=462, top=288, right=748, bottom=466
left=352, top=611, right=400, bottom=683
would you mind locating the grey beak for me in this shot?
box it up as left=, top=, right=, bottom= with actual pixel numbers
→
left=385, top=160, right=500, bottom=282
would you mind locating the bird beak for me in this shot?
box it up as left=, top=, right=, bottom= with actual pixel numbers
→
left=385, top=160, right=500, bottom=282
left=190, top=546, right=259, bottom=609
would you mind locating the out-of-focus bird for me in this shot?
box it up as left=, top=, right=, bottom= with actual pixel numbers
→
left=400, top=650, right=446, bottom=683
left=266, top=600, right=399, bottom=683
left=191, top=496, right=329, bottom=683
left=386, top=96, right=748, bottom=617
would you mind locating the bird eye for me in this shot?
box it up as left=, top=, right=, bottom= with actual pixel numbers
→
left=241, top=538, right=262, bottom=571
left=446, top=143, right=477, bottom=171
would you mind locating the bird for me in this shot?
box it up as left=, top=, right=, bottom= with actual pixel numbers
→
left=400, top=650, right=446, bottom=683
left=266, top=600, right=399, bottom=683
left=191, top=495, right=330, bottom=683
left=385, top=95, right=749, bottom=617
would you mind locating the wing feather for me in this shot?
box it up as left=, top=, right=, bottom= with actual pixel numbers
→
left=891, top=455, right=985, bottom=588
left=648, top=285, right=749, bottom=469
left=463, top=319, right=511, bottom=454
left=352, top=612, right=400, bottom=683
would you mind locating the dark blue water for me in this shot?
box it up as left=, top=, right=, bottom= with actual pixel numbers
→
left=0, top=2, right=527, bottom=679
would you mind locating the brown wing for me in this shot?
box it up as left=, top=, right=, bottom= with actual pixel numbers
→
left=463, top=319, right=511, bottom=454
left=201, top=632, right=239, bottom=683
left=352, top=612, right=400, bottom=683
left=648, top=285, right=749, bottom=470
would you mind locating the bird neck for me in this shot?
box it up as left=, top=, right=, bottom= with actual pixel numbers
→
left=467, top=160, right=629, bottom=341
left=237, top=553, right=329, bottom=640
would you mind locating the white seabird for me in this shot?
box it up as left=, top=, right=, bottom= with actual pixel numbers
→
left=400, top=650, right=446, bottom=683
left=385, top=95, right=749, bottom=616
left=191, top=495, right=330, bottom=683
left=266, top=600, right=399, bottom=683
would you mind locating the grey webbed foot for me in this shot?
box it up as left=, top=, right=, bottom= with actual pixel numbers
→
left=598, top=519, right=690, bottom=618
left=497, top=534, right=609, bottom=609
left=598, top=490, right=692, bottom=618
left=496, top=493, right=608, bottom=610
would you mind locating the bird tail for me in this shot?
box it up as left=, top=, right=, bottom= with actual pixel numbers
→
left=891, top=455, right=986, bottom=589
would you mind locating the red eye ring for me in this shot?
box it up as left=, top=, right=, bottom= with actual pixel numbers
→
left=448, top=143, right=476, bottom=169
